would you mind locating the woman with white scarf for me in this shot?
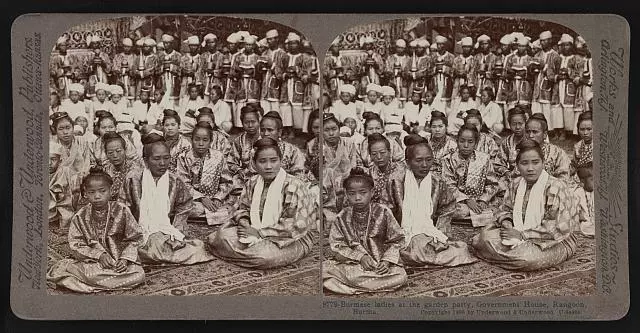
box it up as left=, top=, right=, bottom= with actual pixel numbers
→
left=397, top=135, right=478, bottom=267
left=118, top=132, right=214, bottom=265
left=206, top=137, right=315, bottom=269
left=472, top=140, right=578, bottom=271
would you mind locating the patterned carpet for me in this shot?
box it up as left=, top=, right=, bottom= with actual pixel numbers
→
left=47, top=223, right=321, bottom=296
left=323, top=224, right=596, bottom=298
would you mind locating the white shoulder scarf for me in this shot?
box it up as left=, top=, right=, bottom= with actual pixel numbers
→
left=139, top=168, right=185, bottom=244
left=250, top=167, right=287, bottom=230
left=512, top=170, right=550, bottom=231
left=401, top=170, right=449, bottom=243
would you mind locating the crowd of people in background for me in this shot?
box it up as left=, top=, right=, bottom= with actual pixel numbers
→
left=320, top=30, right=595, bottom=295
left=46, top=27, right=321, bottom=294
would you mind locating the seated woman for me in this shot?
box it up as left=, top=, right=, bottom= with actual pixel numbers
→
left=91, top=111, right=141, bottom=168
left=197, top=107, right=242, bottom=172
left=233, top=104, right=262, bottom=180
left=477, top=87, right=504, bottom=135
left=101, top=132, right=144, bottom=201
left=520, top=114, right=571, bottom=182
left=177, top=121, right=235, bottom=219
left=356, top=114, right=404, bottom=170
left=322, top=168, right=407, bottom=295
left=49, top=141, right=79, bottom=231
left=305, top=109, right=322, bottom=163
left=501, top=107, right=528, bottom=174
left=47, top=168, right=145, bottom=293
left=161, top=109, right=192, bottom=173
left=447, top=85, right=477, bottom=136
left=442, top=124, right=500, bottom=220
left=472, top=140, right=578, bottom=271
left=463, top=110, right=508, bottom=177
left=572, top=111, right=593, bottom=176
left=424, top=111, right=457, bottom=175
left=366, top=133, right=406, bottom=221
left=206, top=138, right=315, bottom=269
left=118, top=133, right=214, bottom=265
left=392, top=135, right=477, bottom=267
left=50, top=112, right=92, bottom=178
left=247, top=111, right=307, bottom=179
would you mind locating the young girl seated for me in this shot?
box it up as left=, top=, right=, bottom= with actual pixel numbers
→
left=195, top=108, right=240, bottom=172
left=47, top=168, right=145, bottom=293
left=575, top=163, right=595, bottom=237
left=49, top=141, right=78, bottom=232
left=206, top=137, right=315, bottom=269
left=233, top=104, right=262, bottom=180
left=501, top=107, right=528, bottom=174
left=87, top=82, right=113, bottom=124
left=130, top=86, right=152, bottom=128
left=101, top=132, right=144, bottom=201
left=108, top=84, right=128, bottom=119
left=356, top=114, right=404, bottom=170
left=322, top=168, right=407, bottom=295
left=477, top=87, right=504, bottom=135
left=60, top=83, right=89, bottom=122
left=403, top=89, right=425, bottom=134
left=332, top=84, right=358, bottom=124
left=91, top=112, right=141, bottom=168
left=362, top=83, right=382, bottom=117
left=207, top=85, right=233, bottom=133
left=425, top=111, right=457, bottom=175
left=379, top=86, right=406, bottom=141
left=522, top=114, right=572, bottom=182
left=179, top=83, right=205, bottom=118
left=464, top=110, right=508, bottom=177
left=472, top=140, right=578, bottom=271
left=118, top=133, right=215, bottom=265
left=50, top=111, right=92, bottom=178
left=572, top=111, right=593, bottom=177
left=442, top=124, right=500, bottom=221
left=74, top=115, right=98, bottom=144
left=146, top=89, right=167, bottom=130
left=342, top=117, right=365, bottom=145
left=161, top=109, right=192, bottom=173
left=177, top=122, right=235, bottom=220
left=448, top=85, right=477, bottom=136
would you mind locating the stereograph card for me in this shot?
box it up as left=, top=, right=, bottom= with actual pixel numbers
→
left=9, top=13, right=629, bottom=320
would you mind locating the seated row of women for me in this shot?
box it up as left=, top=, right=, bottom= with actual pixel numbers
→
left=323, top=137, right=588, bottom=295
left=47, top=134, right=318, bottom=293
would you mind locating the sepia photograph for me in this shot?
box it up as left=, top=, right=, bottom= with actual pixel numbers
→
left=320, top=16, right=596, bottom=297
left=45, top=15, right=321, bottom=296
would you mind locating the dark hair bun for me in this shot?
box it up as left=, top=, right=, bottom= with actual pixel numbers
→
left=253, top=137, right=279, bottom=149
left=141, top=132, right=165, bottom=145
left=88, top=166, right=105, bottom=174
left=578, top=111, right=593, bottom=122
left=263, top=111, right=282, bottom=121
left=516, top=138, right=541, bottom=151
left=530, top=113, right=547, bottom=122
left=95, top=110, right=114, bottom=119
left=194, top=121, right=213, bottom=131
left=362, top=111, right=379, bottom=120
left=349, top=167, right=368, bottom=177
left=466, top=109, right=481, bottom=116
left=431, top=110, right=446, bottom=119
left=50, top=111, right=70, bottom=121
left=197, top=107, right=213, bottom=115
left=102, top=131, right=122, bottom=141
left=163, top=109, right=178, bottom=117
left=404, top=133, right=428, bottom=147
left=508, top=107, right=526, bottom=117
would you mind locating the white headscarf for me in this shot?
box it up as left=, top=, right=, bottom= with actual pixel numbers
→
left=512, top=170, right=550, bottom=232
left=241, top=168, right=287, bottom=245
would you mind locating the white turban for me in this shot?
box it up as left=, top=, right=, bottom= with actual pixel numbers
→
left=143, top=38, right=156, bottom=47
left=122, top=38, right=133, bottom=47
left=266, top=29, right=279, bottom=39
left=477, top=34, right=491, bottom=43
left=340, top=84, right=356, bottom=95
left=539, top=31, right=553, bottom=40
left=95, top=82, right=109, bottom=92
left=68, top=83, right=84, bottom=94
left=56, top=36, right=68, bottom=45
left=416, top=38, right=429, bottom=48
left=558, top=33, right=574, bottom=44
left=459, top=37, right=473, bottom=47
left=434, top=35, right=447, bottom=44
left=395, top=39, right=406, bottom=48
left=286, top=32, right=301, bottom=43
left=161, top=34, right=174, bottom=43
left=49, top=141, right=63, bottom=156
left=109, top=84, right=123, bottom=95
left=500, top=34, right=515, bottom=45
left=184, top=35, right=200, bottom=45
left=381, top=86, right=395, bottom=96
left=366, top=83, right=381, bottom=93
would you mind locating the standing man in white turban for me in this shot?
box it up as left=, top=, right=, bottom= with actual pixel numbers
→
left=474, top=35, right=497, bottom=99
left=259, top=29, right=286, bottom=113
left=200, top=33, right=222, bottom=103
left=531, top=30, right=561, bottom=137
left=574, top=36, right=593, bottom=114
left=323, top=36, right=346, bottom=102
left=50, top=36, right=80, bottom=100
left=233, top=35, right=261, bottom=128
left=223, top=33, right=243, bottom=115
left=505, top=36, right=534, bottom=109
left=113, top=38, right=137, bottom=101
left=384, top=39, right=410, bottom=104
left=452, top=36, right=477, bottom=102
left=552, top=34, right=580, bottom=140
left=84, top=35, right=112, bottom=99
left=159, top=34, right=182, bottom=102
left=357, top=36, right=384, bottom=100
left=429, top=35, right=455, bottom=113
left=279, top=32, right=309, bottom=135
left=180, top=35, right=202, bottom=98
left=134, top=38, right=159, bottom=101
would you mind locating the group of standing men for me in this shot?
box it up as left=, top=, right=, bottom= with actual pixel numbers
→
left=50, top=28, right=320, bottom=133
left=323, top=30, right=593, bottom=140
